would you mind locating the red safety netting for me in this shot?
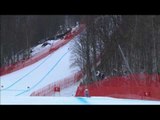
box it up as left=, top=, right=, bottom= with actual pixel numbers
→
left=30, top=71, right=83, bottom=96
left=0, top=24, right=85, bottom=76
left=75, top=74, right=160, bottom=101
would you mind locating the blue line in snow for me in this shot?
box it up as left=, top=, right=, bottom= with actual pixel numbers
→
left=77, top=97, right=89, bottom=104
left=16, top=51, right=69, bottom=96
left=4, top=89, right=27, bottom=91
left=1, top=54, right=52, bottom=91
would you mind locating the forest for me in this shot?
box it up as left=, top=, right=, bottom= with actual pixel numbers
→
left=71, top=15, right=160, bottom=83
left=1, top=15, right=160, bottom=83
left=0, top=15, right=80, bottom=67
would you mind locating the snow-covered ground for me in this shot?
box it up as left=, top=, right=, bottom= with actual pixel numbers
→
left=58, top=81, right=81, bottom=97
left=1, top=24, right=160, bottom=104
left=28, top=24, right=80, bottom=57
left=0, top=35, right=81, bottom=97
left=30, top=40, right=60, bottom=56
left=2, top=96, right=160, bottom=105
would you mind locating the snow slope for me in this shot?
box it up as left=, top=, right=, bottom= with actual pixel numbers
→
left=59, top=81, right=81, bottom=97
left=0, top=35, right=80, bottom=97
left=30, top=40, right=60, bottom=57
left=2, top=96, right=160, bottom=105
left=1, top=23, right=160, bottom=104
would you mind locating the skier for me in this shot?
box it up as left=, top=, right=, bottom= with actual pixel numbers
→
left=84, top=88, right=90, bottom=97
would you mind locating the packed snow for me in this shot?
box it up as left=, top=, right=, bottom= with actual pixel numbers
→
left=59, top=81, right=81, bottom=97
left=30, top=40, right=60, bottom=57
left=1, top=96, right=160, bottom=105
left=0, top=35, right=81, bottom=97
left=1, top=24, right=160, bottom=105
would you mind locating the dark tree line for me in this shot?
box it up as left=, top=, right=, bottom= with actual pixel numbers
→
left=71, top=15, right=160, bottom=84
left=0, top=15, right=81, bottom=67
left=1, top=15, right=159, bottom=83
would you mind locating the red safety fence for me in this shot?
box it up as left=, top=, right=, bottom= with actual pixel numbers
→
left=0, top=24, right=85, bottom=77
left=75, top=74, right=160, bottom=101
left=30, top=71, right=83, bottom=96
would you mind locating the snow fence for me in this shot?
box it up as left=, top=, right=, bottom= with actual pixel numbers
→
left=76, top=74, right=160, bottom=101
left=30, top=71, right=83, bottom=96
